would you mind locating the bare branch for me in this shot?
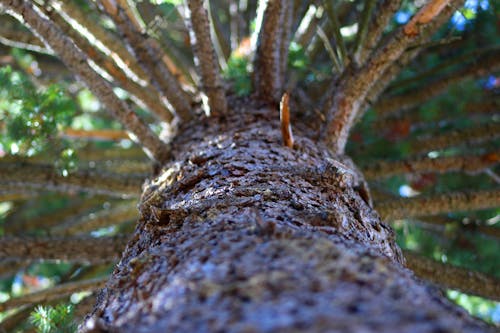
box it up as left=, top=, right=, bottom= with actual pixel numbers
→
left=377, top=189, right=500, bottom=220
left=0, top=235, right=127, bottom=262
left=354, top=0, right=402, bottom=65
left=39, top=7, right=173, bottom=122
left=253, top=0, right=287, bottom=103
left=363, top=152, right=500, bottom=180
left=404, top=250, right=500, bottom=301
left=352, top=0, right=376, bottom=64
left=0, top=160, right=143, bottom=197
left=184, top=0, right=228, bottom=115
left=415, top=216, right=500, bottom=240
left=1, top=0, right=170, bottom=162
left=53, top=0, right=147, bottom=80
left=375, top=49, right=500, bottom=117
left=4, top=196, right=108, bottom=235
left=408, top=123, right=500, bottom=155
left=0, top=277, right=107, bottom=312
left=322, top=0, right=462, bottom=154
left=0, top=14, right=50, bottom=54
left=323, top=2, right=348, bottom=67
left=98, top=0, right=193, bottom=121
left=53, top=203, right=137, bottom=235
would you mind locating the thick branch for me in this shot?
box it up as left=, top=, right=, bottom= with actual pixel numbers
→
left=0, top=235, right=127, bottom=262
left=322, top=0, right=458, bottom=154
left=98, top=0, right=192, bottom=120
left=253, top=0, right=287, bottom=103
left=375, top=49, right=500, bottom=117
left=404, top=251, right=500, bottom=301
left=363, top=152, right=500, bottom=180
left=377, top=189, right=500, bottom=220
left=0, top=161, right=142, bottom=197
left=0, top=277, right=107, bottom=312
left=2, top=0, right=169, bottom=162
left=184, top=0, right=228, bottom=115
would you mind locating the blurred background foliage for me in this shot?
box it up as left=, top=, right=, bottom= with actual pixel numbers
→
left=0, top=0, right=498, bottom=331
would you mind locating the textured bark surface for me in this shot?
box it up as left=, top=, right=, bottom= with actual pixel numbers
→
left=81, top=102, right=493, bottom=332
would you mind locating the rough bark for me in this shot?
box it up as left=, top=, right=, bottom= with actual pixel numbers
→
left=81, top=105, right=492, bottom=332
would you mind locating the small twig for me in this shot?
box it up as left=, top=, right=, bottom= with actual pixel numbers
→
left=280, top=92, right=294, bottom=148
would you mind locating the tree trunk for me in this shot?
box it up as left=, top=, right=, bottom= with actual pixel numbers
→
left=81, top=103, right=493, bottom=332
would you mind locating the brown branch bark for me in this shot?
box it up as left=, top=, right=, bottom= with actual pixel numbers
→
left=363, top=152, right=500, bottom=180
left=352, top=0, right=377, bottom=65
left=404, top=250, right=500, bottom=301
left=0, top=235, right=127, bottom=262
left=2, top=0, right=170, bottom=162
left=322, top=0, right=458, bottom=154
left=0, top=277, right=107, bottom=312
left=97, top=0, right=193, bottom=121
left=408, top=123, right=500, bottom=155
left=354, top=0, right=402, bottom=65
left=0, top=160, right=143, bottom=197
left=0, top=14, right=50, bottom=54
left=4, top=196, right=107, bottom=235
left=356, top=0, right=465, bottom=126
left=253, top=0, right=287, bottom=103
left=52, top=0, right=147, bottom=81
left=61, top=129, right=131, bottom=141
left=376, top=189, right=500, bottom=220
left=53, top=203, right=137, bottom=235
left=375, top=49, right=500, bottom=117
left=416, top=215, right=500, bottom=240
left=41, top=4, right=173, bottom=122
left=184, top=0, right=228, bottom=115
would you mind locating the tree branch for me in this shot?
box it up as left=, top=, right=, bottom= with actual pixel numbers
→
left=322, top=0, right=462, bottom=154
left=354, top=0, right=402, bottom=65
left=415, top=215, right=500, bottom=240
left=97, top=0, right=193, bottom=121
left=184, top=0, right=228, bottom=115
left=0, top=160, right=143, bottom=197
left=4, top=196, right=108, bottom=235
left=0, top=14, right=50, bottom=54
left=53, top=204, right=137, bottom=235
left=2, top=0, right=170, bottom=162
left=376, top=189, right=500, bottom=220
left=253, top=0, right=287, bottom=103
left=363, top=152, right=500, bottom=180
left=375, top=49, right=500, bottom=117
left=0, top=235, right=127, bottom=262
left=53, top=0, right=147, bottom=81
left=408, top=123, right=500, bottom=155
left=404, top=250, right=500, bottom=301
left=0, top=277, right=107, bottom=312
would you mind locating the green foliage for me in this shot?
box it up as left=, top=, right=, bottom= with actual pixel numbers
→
left=30, top=303, right=76, bottom=333
left=223, top=56, right=251, bottom=96
left=0, top=66, right=76, bottom=157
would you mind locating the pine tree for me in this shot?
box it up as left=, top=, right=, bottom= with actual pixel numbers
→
left=0, top=0, right=499, bottom=332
